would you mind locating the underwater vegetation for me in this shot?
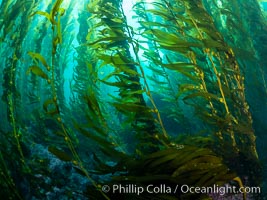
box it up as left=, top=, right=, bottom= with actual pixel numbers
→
left=0, top=0, right=267, bottom=199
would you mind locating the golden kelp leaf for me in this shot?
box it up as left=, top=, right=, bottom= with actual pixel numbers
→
left=171, top=152, right=224, bottom=178
left=195, top=165, right=229, bottom=186
left=26, top=65, right=48, bottom=80
left=147, top=153, right=179, bottom=168
left=48, top=146, right=72, bottom=162
left=146, top=148, right=183, bottom=159
left=169, top=148, right=214, bottom=169
left=28, top=52, right=50, bottom=70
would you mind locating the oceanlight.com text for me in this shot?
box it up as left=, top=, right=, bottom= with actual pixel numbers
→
left=179, top=184, right=261, bottom=196
left=101, top=184, right=261, bottom=196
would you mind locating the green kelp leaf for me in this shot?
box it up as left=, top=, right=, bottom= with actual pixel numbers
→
left=50, top=0, right=64, bottom=24
left=101, top=17, right=125, bottom=28
left=113, top=102, right=152, bottom=113
left=92, top=153, right=116, bottom=173
left=115, top=52, right=140, bottom=71
left=97, top=54, right=114, bottom=67
left=139, top=21, right=173, bottom=29
left=158, top=56, right=200, bottom=80
left=157, top=44, right=191, bottom=54
left=48, top=146, right=72, bottom=162
left=30, top=0, right=64, bottom=25
left=149, top=29, right=203, bottom=48
left=197, top=23, right=223, bottom=41
left=178, top=84, right=200, bottom=93
left=56, top=9, right=65, bottom=44
left=119, top=89, right=145, bottom=97
left=86, top=36, right=129, bottom=46
left=143, top=50, right=160, bottom=61
left=146, top=64, right=165, bottom=75
left=110, top=63, right=140, bottom=76
left=161, top=62, right=196, bottom=71
left=84, top=114, right=106, bottom=136
left=183, top=91, right=222, bottom=102
left=108, top=94, right=141, bottom=105
left=230, top=47, right=256, bottom=60
left=43, top=99, right=59, bottom=115
left=151, top=29, right=181, bottom=45
left=146, top=9, right=173, bottom=20
left=74, top=124, right=111, bottom=148
left=27, top=91, right=40, bottom=104
left=146, top=76, right=168, bottom=85
left=26, top=65, right=48, bottom=80
left=53, top=131, right=64, bottom=137
left=84, top=91, right=101, bottom=115
left=202, top=39, right=226, bottom=50
left=73, top=166, right=88, bottom=177
left=100, top=79, right=140, bottom=88
left=29, top=10, right=51, bottom=22
left=28, top=52, right=50, bottom=70
left=149, top=1, right=168, bottom=9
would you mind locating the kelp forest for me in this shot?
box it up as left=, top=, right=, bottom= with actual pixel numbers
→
left=0, top=0, right=267, bottom=199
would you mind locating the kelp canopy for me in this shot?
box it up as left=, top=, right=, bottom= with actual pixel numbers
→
left=0, top=0, right=266, bottom=199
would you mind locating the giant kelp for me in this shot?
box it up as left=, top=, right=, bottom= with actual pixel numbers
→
left=129, top=1, right=262, bottom=187
left=0, top=0, right=266, bottom=199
